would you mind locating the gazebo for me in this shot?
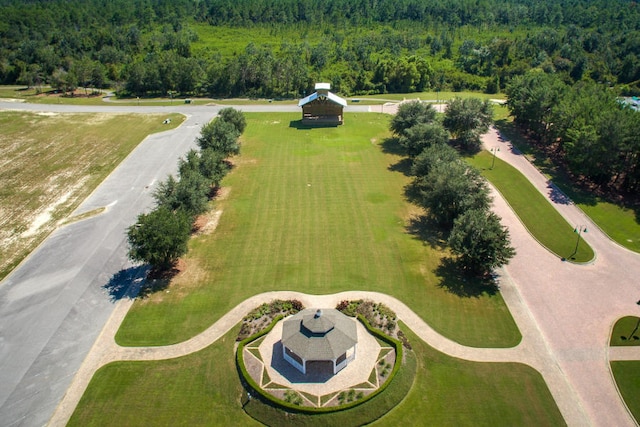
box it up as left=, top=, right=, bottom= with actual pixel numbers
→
left=281, top=308, right=357, bottom=375
left=298, top=83, right=347, bottom=125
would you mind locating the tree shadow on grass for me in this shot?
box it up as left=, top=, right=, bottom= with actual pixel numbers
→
left=380, top=136, right=405, bottom=155
left=135, top=265, right=182, bottom=298
left=406, top=215, right=448, bottom=250
left=288, top=120, right=339, bottom=129
left=389, top=157, right=413, bottom=175
left=379, top=136, right=414, bottom=175
left=102, top=265, right=149, bottom=302
left=434, top=258, right=499, bottom=298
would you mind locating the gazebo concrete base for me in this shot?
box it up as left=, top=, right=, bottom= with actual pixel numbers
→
left=257, top=318, right=382, bottom=396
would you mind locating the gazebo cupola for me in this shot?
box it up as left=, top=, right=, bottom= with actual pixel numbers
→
left=281, top=308, right=357, bottom=375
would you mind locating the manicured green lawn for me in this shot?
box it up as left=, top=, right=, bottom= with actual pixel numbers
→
left=573, top=200, right=640, bottom=253
left=116, top=113, right=520, bottom=348
left=71, top=323, right=562, bottom=426
left=375, top=326, right=564, bottom=427
left=495, top=120, right=640, bottom=254
left=467, top=151, right=595, bottom=263
left=611, top=361, right=640, bottom=423
left=69, top=325, right=258, bottom=427
left=610, top=316, right=640, bottom=346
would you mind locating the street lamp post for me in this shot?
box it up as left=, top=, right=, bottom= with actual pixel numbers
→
left=627, top=300, right=640, bottom=340
left=490, top=147, right=500, bottom=169
left=571, top=225, right=588, bottom=258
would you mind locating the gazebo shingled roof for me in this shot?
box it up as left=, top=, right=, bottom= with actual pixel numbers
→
left=282, top=309, right=357, bottom=361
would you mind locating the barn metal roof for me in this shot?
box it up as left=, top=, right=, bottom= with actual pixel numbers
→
left=298, top=91, right=348, bottom=107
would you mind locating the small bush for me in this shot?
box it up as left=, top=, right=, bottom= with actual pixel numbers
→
left=284, top=390, right=303, bottom=406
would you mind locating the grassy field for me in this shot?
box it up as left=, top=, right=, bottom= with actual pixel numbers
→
left=467, top=151, right=595, bottom=263
left=70, top=323, right=562, bottom=426
left=495, top=120, right=640, bottom=254
left=0, top=111, right=184, bottom=280
left=374, top=326, right=563, bottom=426
left=611, top=361, right=640, bottom=422
left=116, top=113, right=520, bottom=348
left=610, top=316, right=640, bottom=346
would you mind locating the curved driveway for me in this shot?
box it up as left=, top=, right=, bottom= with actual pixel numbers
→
left=1, top=101, right=639, bottom=426
left=482, top=127, right=640, bottom=426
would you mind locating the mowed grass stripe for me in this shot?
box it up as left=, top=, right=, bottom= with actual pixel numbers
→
left=116, top=113, right=520, bottom=348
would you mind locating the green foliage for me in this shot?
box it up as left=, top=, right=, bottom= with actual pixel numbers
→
left=197, top=117, right=241, bottom=156
left=199, top=148, right=230, bottom=186
left=336, top=300, right=398, bottom=333
left=127, top=206, right=191, bottom=270
left=466, top=151, right=595, bottom=263
left=505, top=71, right=566, bottom=140
left=218, top=107, right=247, bottom=134
left=443, top=97, right=493, bottom=151
left=448, top=209, right=516, bottom=276
left=409, top=160, right=490, bottom=227
left=284, top=390, right=304, bottom=406
left=179, top=148, right=230, bottom=188
left=128, top=108, right=245, bottom=271
left=506, top=72, right=640, bottom=193
left=389, top=101, right=437, bottom=137
left=153, top=171, right=209, bottom=217
left=394, top=104, right=515, bottom=278
left=410, top=143, right=459, bottom=177
left=399, top=122, right=449, bottom=158
left=4, top=0, right=640, bottom=99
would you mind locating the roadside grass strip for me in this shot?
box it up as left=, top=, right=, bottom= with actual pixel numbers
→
left=467, top=151, right=595, bottom=263
left=610, top=316, right=640, bottom=346
left=611, top=361, right=640, bottom=423
left=495, top=120, right=640, bottom=254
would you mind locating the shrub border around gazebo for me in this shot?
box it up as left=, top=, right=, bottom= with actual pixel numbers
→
left=236, top=314, right=404, bottom=414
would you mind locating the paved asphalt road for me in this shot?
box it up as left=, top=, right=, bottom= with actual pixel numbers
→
left=0, top=101, right=345, bottom=426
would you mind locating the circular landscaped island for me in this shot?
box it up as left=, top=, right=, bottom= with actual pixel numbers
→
left=237, top=299, right=410, bottom=416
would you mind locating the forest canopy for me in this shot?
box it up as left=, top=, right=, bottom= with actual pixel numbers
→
left=1, top=0, right=639, bottom=98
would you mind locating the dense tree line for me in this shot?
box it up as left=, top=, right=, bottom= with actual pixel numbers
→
left=392, top=101, right=515, bottom=277
left=506, top=71, right=640, bottom=194
left=1, top=0, right=639, bottom=98
left=127, top=108, right=245, bottom=270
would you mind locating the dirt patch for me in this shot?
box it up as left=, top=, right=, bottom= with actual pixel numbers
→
left=194, top=210, right=222, bottom=235
left=0, top=111, right=180, bottom=280
left=216, top=186, right=231, bottom=200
